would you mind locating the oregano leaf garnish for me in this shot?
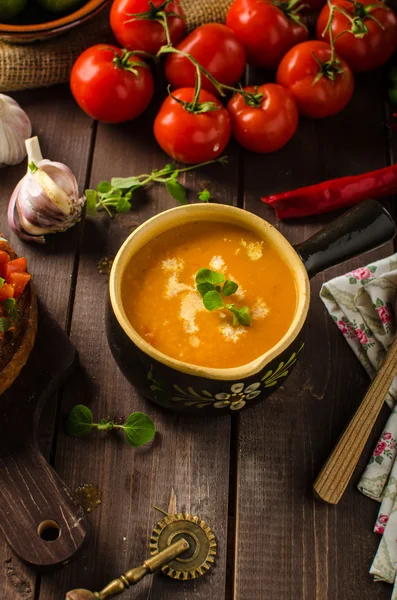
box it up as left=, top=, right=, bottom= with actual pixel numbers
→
left=196, top=268, right=225, bottom=288
left=123, top=412, right=156, bottom=447
left=203, top=290, right=224, bottom=311
left=195, top=268, right=251, bottom=327
left=198, top=189, right=211, bottom=202
left=165, top=179, right=187, bottom=204
left=85, top=157, right=228, bottom=216
left=85, top=189, right=98, bottom=216
left=66, top=405, right=156, bottom=448
left=66, top=405, right=94, bottom=436
left=223, top=280, right=238, bottom=296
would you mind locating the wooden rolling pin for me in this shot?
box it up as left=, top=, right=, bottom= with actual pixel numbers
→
left=314, top=334, right=397, bottom=504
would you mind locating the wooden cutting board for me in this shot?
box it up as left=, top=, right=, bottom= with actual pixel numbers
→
left=0, top=300, right=87, bottom=570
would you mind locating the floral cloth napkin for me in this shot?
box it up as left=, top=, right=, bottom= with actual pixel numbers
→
left=320, top=253, right=397, bottom=593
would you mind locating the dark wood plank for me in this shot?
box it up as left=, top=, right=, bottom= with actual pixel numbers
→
left=38, top=106, right=239, bottom=598
left=234, top=71, right=395, bottom=600
left=0, top=302, right=86, bottom=570
left=0, top=86, right=93, bottom=599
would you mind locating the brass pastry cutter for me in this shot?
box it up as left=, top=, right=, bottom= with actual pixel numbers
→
left=66, top=513, right=217, bottom=599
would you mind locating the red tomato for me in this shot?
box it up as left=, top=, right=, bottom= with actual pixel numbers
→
left=0, top=251, right=9, bottom=279
left=276, top=41, right=354, bottom=118
left=164, top=24, right=246, bottom=96
left=316, top=0, right=397, bottom=72
left=9, top=272, right=31, bottom=298
left=110, top=0, right=185, bottom=54
left=0, top=283, right=14, bottom=302
left=4, top=257, right=27, bottom=280
left=227, top=84, right=298, bottom=152
left=154, top=88, right=231, bottom=164
left=226, top=0, right=308, bottom=69
left=70, top=45, right=154, bottom=123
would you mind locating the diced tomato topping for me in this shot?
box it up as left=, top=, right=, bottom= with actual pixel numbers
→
left=0, top=282, right=14, bottom=302
left=0, top=251, right=10, bottom=279
left=5, top=257, right=27, bottom=280
left=9, top=272, right=31, bottom=298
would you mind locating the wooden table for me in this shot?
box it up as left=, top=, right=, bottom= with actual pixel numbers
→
left=0, top=72, right=396, bottom=600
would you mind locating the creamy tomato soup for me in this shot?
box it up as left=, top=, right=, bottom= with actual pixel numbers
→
left=121, top=221, right=297, bottom=369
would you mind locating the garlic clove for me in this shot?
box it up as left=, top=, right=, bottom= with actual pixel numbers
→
left=0, top=94, right=32, bottom=168
left=29, top=163, right=73, bottom=216
left=8, top=181, right=46, bottom=244
left=8, top=136, right=85, bottom=244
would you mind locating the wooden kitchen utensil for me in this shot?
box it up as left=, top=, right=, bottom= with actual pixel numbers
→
left=66, top=513, right=217, bottom=599
left=314, top=334, right=397, bottom=504
left=0, top=300, right=87, bottom=569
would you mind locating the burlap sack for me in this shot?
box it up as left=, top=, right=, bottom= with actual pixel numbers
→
left=0, top=0, right=233, bottom=92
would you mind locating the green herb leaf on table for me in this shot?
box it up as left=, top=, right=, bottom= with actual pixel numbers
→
left=85, top=190, right=98, bottom=216
left=163, top=163, right=176, bottom=174
left=123, top=412, right=156, bottom=447
left=66, top=405, right=155, bottom=448
left=166, top=179, right=187, bottom=204
left=84, top=156, right=227, bottom=217
left=66, top=405, right=94, bottom=436
left=0, top=276, right=4, bottom=288
left=116, top=197, right=132, bottom=213
left=97, top=181, right=113, bottom=194
left=97, top=418, right=113, bottom=431
left=198, top=189, right=211, bottom=202
left=110, top=176, right=142, bottom=189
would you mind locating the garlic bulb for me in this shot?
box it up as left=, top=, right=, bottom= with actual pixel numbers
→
left=0, top=94, right=32, bottom=167
left=8, top=136, right=85, bottom=244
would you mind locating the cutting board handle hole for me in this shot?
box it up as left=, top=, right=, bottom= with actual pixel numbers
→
left=37, top=520, right=61, bottom=542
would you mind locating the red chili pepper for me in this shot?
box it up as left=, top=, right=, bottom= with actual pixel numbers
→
left=262, top=164, right=397, bottom=219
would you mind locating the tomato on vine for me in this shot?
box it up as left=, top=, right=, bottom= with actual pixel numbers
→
left=164, top=23, right=246, bottom=96
left=227, top=84, right=299, bottom=153
left=154, top=87, right=231, bottom=164
left=316, top=0, right=397, bottom=72
left=226, top=0, right=308, bottom=69
left=276, top=40, right=354, bottom=118
left=110, top=0, right=185, bottom=54
left=70, top=45, right=154, bottom=123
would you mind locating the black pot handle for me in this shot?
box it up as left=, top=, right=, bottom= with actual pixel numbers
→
left=294, top=200, right=396, bottom=279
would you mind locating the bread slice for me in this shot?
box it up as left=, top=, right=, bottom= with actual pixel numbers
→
left=0, top=241, right=37, bottom=397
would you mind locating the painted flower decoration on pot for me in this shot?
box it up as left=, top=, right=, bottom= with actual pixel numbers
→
left=213, top=383, right=261, bottom=411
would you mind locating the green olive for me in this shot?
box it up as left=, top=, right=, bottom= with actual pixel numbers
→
left=0, top=0, right=27, bottom=20
left=36, top=0, right=84, bottom=13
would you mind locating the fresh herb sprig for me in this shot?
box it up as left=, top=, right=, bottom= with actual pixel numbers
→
left=198, top=188, right=211, bottom=202
left=66, top=405, right=156, bottom=448
left=85, top=157, right=227, bottom=217
left=195, top=268, right=251, bottom=327
left=0, top=292, right=17, bottom=333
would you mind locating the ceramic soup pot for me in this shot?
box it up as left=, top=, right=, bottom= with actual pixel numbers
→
left=106, top=200, right=395, bottom=415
